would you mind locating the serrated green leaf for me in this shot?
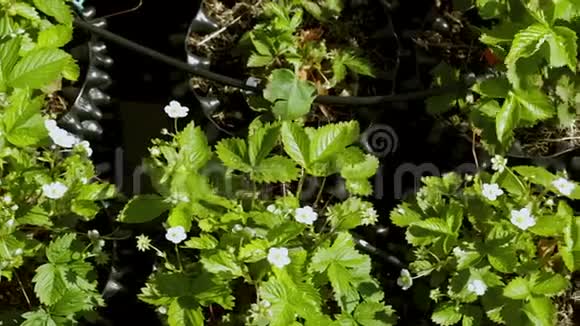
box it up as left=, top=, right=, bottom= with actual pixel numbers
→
left=353, top=301, right=396, bottom=326
left=215, top=138, right=252, bottom=172
left=200, top=251, right=243, bottom=277
left=46, top=233, right=76, bottom=264
left=0, top=36, right=21, bottom=87
left=33, top=0, right=73, bottom=25
left=248, top=122, right=280, bottom=166
left=118, top=194, right=171, bottom=223
left=512, top=89, right=555, bottom=122
left=177, top=122, right=211, bottom=170
left=168, top=297, right=204, bottom=326
left=281, top=121, right=310, bottom=167
left=21, top=309, right=56, bottom=326
left=32, top=263, right=67, bottom=306
left=71, top=199, right=100, bottom=219
left=472, top=75, right=509, bottom=98
left=431, top=302, right=463, bottom=325
left=253, top=155, right=300, bottom=183
left=18, top=206, right=52, bottom=227
left=51, top=289, right=90, bottom=316
left=522, top=296, right=555, bottom=326
left=184, top=234, right=218, bottom=250
left=11, top=3, right=40, bottom=21
left=264, top=69, right=317, bottom=120
left=530, top=272, right=569, bottom=296
left=310, top=121, right=359, bottom=162
left=340, top=153, right=379, bottom=180
left=409, top=218, right=453, bottom=239
left=4, top=89, right=47, bottom=147
left=76, top=183, right=117, bottom=201
left=547, top=26, right=577, bottom=71
left=487, top=246, right=517, bottom=273
left=247, top=53, right=273, bottom=67
left=496, top=93, right=519, bottom=144
left=37, top=24, right=72, bottom=49
left=8, top=48, right=70, bottom=88
left=389, top=204, right=422, bottom=227
left=503, top=277, right=530, bottom=300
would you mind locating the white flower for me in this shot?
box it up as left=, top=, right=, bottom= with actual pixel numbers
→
left=397, top=268, right=413, bottom=290
left=14, top=248, right=23, bottom=256
left=164, top=100, right=189, bottom=118
left=481, top=183, right=504, bottom=201
left=45, top=119, right=80, bottom=148
left=552, top=177, right=575, bottom=196
left=232, top=224, right=243, bottom=232
left=10, top=204, right=18, bottom=211
left=467, top=279, right=487, bottom=296
left=491, top=155, right=507, bottom=172
left=294, top=206, right=318, bottom=225
left=452, top=247, right=465, bottom=258
left=150, top=147, right=161, bottom=156
left=361, top=207, right=379, bottom=225
left=42, top=182, right=68, bottom=199
left=2, top=194, right=12, bottom=204
left=157, top=306, right=167, bottom=314
left=160, top=128, right=169, bottom=135
left=165, top=226, right=187, bottom=244
left=510, top=206, right=536, bottom=230
left=267, top=247, right=291, bottom=268
left=77, top=141, right=93, bottom=157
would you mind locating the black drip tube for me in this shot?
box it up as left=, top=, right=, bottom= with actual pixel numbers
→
left=73, top=18, right=473, bottom=106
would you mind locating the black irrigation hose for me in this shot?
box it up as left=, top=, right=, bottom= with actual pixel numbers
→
left=73, top=18, right=473, bottom=106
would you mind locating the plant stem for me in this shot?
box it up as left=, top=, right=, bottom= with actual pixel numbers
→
left=174, top=119, right=179, bottom=133
left=175, top=245, right=183, bottom=271
left=314, top=177, right=326, bottom=208
left=296, top=168, right=305, bottom=202
left=15, top=271, right=31, bottom=308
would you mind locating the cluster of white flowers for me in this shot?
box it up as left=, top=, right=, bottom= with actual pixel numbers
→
left=510, top=206, right=536, bottom=230
left=481, top=183, right=504, bottom=201
left=44, top=119, right=93, bottom=156
left=491, top=155, right=507, bottom=172
left=294, top=206, right=318, bottom=225
left=467, top=279, right=487, bottom=296
left=42, top=182, right=68, bottom=199
left=164, top=100, right=189, bottom=118
left=165, top=226, right=187, bottom=244
left=267, top=247, right=290, bottom=268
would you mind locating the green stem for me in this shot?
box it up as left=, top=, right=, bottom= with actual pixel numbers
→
left=314, top=177, right=326, bottom=208
left=175, top=245, right=183, bottom=271
left=296, top=168, right=305, bottom=202
left=174, top=119, right=179, bottom=133
left=506, top=166, right=528, bottom=195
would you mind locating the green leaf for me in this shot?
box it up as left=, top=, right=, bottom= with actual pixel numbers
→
left=177, top=122, right=211, bottom=170
left=487, top=246, right=517, bottom=273
left=215, top=138, right=252, bottom=172
left=472, top=75, right=509, bottom=98
left=51, top=289, right=90, bottom=316
left=253, top=155, right=300, bottom=183
left=530, top=272, right=569, bottom=296
left=18, top=206, right=52, bottom=227
left=200, top=251, right=243, bottom=277
left=4, top=90, right=47, bottom=147
left=0, top=36, right=21, bottom=87
left=168, top=203, right=192, bottom=231
left=118, top=194, right=171, bottom=223
left=184, top=234, right=218, bottom=250
left=238, top=238, right=270, bottom=263
left=280, top=121, right=310, bottom=167
left=11, top=3, right=40, bottom=21
left=247, top=53, right=273, bottom=67
left=353, top=301, right=397, bottom=326
left=37, top=24, right=72, bottom=49
left=389, top=204, right=422, bottom=227
left=310, top=232, right=373, bottom=313
left=264, top=69, right=317, bottom=120
left=71, top=199, right=100, bottom=219
left=248, top=122, right=280, bottom=166
left=546, top=26, right=577, bottom=71
left=32, top=263, right=67, bottom=306
left=503, top=277, right=530, bottom=300
left=76, top=183, right=117, bottom=201
left=8, top=48, right=70, bottom=89
left=309, top=121, right=359, bottom=162
left=522, top=296, right=555, bottom=326
left=32, top=0, right=73, bottom=25
left=431, top=302, right=463, bottom=325
left=168, top=298, right=204, bottom=326
left=408, top=218, right=453, bottom=240
left=46, top=233, right=76, bottom=264
left=495, top=94, right=519, bottom=144
left=512, top=89, right=555, bottom=123
left=21, top=309, right=56, bottom=326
